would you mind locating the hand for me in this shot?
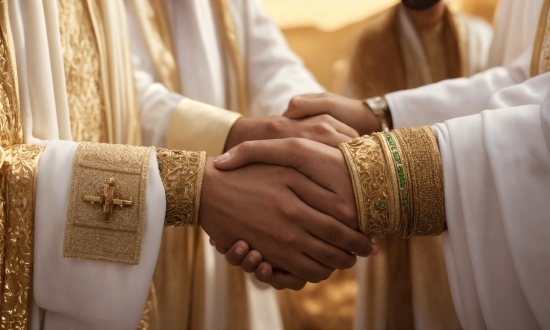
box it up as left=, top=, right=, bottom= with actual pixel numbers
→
left=199, top=157, right=373, bottom=289
left=224, top=114, right=359, bottom=151
left=216, top=138, right=359, bottom=230
left=284, top=93, right=385, bottom=136
left=211, top=239, right=379, bottom=290
left=213, top=138, right=373, bottom=289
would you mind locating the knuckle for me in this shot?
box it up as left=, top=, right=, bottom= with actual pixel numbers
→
left=320, top=250, right=336, bottom=266
left=289, top=96, right=308, bottom=109
left=314, top=123, right=332, bottom=134
left=281, top=232, right=299, bottom=247
left=237, top=140, right=254, bottom=154
left=266, top=117, right=284, bottom=135
left=325, top=224, right=343, bottom=242
left=336, top=202, right=357, bottom=225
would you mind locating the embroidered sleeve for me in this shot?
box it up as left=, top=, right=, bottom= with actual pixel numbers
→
left=339, top=126, right=446, bottom=238
left=156, top=148, right=206, bottom=227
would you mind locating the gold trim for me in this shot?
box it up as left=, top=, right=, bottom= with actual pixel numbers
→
left=132, top=0, right=180, bottom=92
left=339, top=127, right=445, bottom=238
left=212, top=0, right=249, bottom=117
left=64, top=143, right=154, bottom=265
left=339, top=136, right=391, bottom=237
left=531, top=0, right=550, bottom=77
left=0, top=0, right=23, bottom=148
left=156, top=148, right=206, bottom=227
left=0, top=145, right=45, bottom=329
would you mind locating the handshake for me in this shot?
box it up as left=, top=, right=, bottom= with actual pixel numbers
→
left=198, top=93, right=383, bottom=290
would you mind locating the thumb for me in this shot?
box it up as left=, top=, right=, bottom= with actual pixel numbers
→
left=284, top=94, right=333, bottom=119
left=214, top=139, right=304, bottom=171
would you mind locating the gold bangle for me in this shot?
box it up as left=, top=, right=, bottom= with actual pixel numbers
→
left=339, top=136, right=391, bottom=237
left=393, top=127, right=446, bottom=237
left=157, top=148, right=206, bottom=227
left=340, top=127, right=445, bottom=239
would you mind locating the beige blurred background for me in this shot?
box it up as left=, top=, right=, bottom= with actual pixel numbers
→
left=260, top=0, right=500, bottom=92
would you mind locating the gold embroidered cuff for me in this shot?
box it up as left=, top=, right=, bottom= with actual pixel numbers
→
left=156, top=148, right=206, bottom=227
left=0, top=145, right=45, bottom=329
left=339, top=127, right=445, bottom=238
left=338, top=135, right=394, bottom=238
left=63, top=142, right=154, bottom=265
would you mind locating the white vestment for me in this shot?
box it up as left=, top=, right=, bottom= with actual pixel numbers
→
left=6, top=0, right=166, bottom=329
left=125, top=1, right=323, bottom=329
left=355, top=0, right=550, bottom=328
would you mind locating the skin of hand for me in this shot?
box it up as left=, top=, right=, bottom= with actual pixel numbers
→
left=212, top=138, right=377, bottom=289
left=216, top=239, right=380, bottom=289
left=224, top=114, right=359, bottom=151
left=199, top=157, right=374, bottom=290
left=283, top=93, right=386, bottom=136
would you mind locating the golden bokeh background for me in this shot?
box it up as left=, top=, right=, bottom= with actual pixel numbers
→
left=260, top=0, right=500, bottom=92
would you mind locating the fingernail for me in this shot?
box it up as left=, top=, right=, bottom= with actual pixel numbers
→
left=214, top=153, right=230, bottom=163
left=235, top=247, right=245, bottom=255
left=248, top=256, right=258, bottom=263
left=261, top=267, right=267, bottom=275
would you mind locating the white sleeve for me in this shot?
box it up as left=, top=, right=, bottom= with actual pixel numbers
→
left=387, top=49, right=532, bottom=129
left=234, top=0, right=325, bottom=117
left=433, top=93, right=550, bottom=329
left=32, top=140, right=165, bottom=330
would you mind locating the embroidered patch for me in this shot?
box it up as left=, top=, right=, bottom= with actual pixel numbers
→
left=63, top=142, right=154, bottom=265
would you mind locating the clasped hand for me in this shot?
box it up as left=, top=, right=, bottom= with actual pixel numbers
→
left=200, top=93, right=383, bottom=290
left=200, top=138, right=378, bottom=290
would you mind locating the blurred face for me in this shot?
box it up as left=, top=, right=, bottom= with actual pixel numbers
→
left=402, top=0, right=441, bottom=10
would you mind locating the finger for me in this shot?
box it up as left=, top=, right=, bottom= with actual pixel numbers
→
left=303, top=235, right=357, bottom=270
left=254, top=263, right=307, bottom=291
left=323, top=115, right=359, bottom=138
left=308, top=130, right=353, bottom=148
left=215, top=244, right=230, bottom=255
left=225, top=240, right=250, bottom=266
left=267, top=248, right=334, bottom=283
left=285, top=93, right=335, bottom=119
left=241, top=250, right=263, bottom=273
left=209, top=238, right=216, bottom=247
left=290, top=194, right=373, bottom=258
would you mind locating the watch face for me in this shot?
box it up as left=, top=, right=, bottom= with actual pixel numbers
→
left=367, top=97, right=387, bottom=111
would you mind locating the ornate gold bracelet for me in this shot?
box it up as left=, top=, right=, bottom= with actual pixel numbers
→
left=340, top=127, right=446, bottom=238
left=339, top=135, right=393, bottom=238
left=156, top=148, right=206, bottom=227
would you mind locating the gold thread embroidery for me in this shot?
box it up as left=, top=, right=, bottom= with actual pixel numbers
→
left=339, top=136, right=391, bottom=237
left=64, top=142, right=153, bottom=265
left=339, top=127, right=445, bottom=238
left=531, top=0, right=550, bottom=76
left=0, top=0, right=23, bottom=148
left=58, top=0, right=108, bottom=143
left=0, top=145, right=44, bottom=330
left=156, top=149, right=206, bottom=227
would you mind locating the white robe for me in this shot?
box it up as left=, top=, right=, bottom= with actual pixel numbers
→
left=355, top=0, right=550, bottom=328
left=125, top=1, right=324, bottom=329
left=7, top=0, right=165, bottom=329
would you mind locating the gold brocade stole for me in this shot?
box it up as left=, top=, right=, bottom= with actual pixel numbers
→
left=132, top=1, right=249, bottom=329
left=531, top=0, right=550, bottom=76
left=57, top=0, right=108, bottom=143
left=0, top=1, right=45, bottom=329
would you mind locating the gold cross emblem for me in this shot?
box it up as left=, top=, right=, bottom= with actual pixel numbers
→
left=83, top=178, right=133, bottom=222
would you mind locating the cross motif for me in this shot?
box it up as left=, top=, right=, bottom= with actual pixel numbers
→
left=83, top=177, right=133, bottom=222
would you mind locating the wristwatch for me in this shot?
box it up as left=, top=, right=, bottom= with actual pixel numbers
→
left=364, top=96, right=391, bottom=132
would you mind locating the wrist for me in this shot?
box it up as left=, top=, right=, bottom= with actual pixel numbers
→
left=225, top=118, right=255, bottom=151
left=364, top=97, right=393, bottom=133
